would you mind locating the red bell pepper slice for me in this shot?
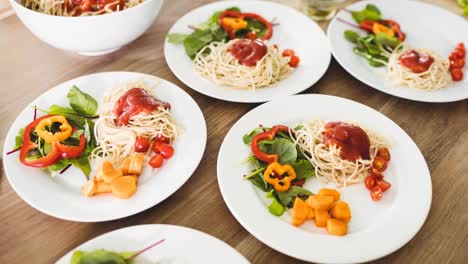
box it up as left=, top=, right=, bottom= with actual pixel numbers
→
left=251, top=125, right=290, bottom=164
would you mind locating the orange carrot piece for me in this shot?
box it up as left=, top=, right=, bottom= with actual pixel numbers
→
left=81, top=180, right=96, bottom=197
left=111, top=176, right=137, bottom=199
left=120, top=158, right=131, bottom=175
left=326, top=218, right=348, bottom=236
left=307, top=195, right=335, bottom=210
left=318, top=188, right=341, bottom=201
left=314, top=209, right=329, bottom=227
left=95, top=182, right=112, bottom=194
left=128, top=154, right=144, bottom=176
left=292, top=197, right=309, bottom=226
left=331, top=201, right=352, bottom=223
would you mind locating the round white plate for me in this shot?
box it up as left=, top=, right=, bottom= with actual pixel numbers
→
left=3, top=72, right=207, bottom=222
left=164, top=0, right=331, bottom=103
left=217, top=94, right=432, bottom=263
left=56, top=224, right=250, bottom=263
left=328, top=0, right=468, bottom=102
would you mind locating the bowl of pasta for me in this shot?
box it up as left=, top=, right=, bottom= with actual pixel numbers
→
left=9, top=0, right=164, bottom=56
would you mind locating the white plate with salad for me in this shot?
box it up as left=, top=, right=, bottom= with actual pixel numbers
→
left=3, top=72, right=207, bottom=222
left=164, top=0, right=331, bottom=103
left=217, top=94, right=431, bottom=263
left=328, top=0, right=468, bottom=103
left=57, top=224, right=250, bottom=263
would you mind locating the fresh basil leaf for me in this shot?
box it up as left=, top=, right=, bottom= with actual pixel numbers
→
left=67, top=86, right=98, bottom=116
left=266, top=190, right=285, bottom=216
left=344, top=30, right=360, bottom=44
left=70, top=154, right=91, bottom=177
left=242, top=128, right=264, bottom=144
left=271, top=138, right=297, bottom=164
left=277, top=186, right=313, bottom=208
left=167, top=33, right=188, bottom=44
left=14, top=128, right=24, bottom=149
left=291, top=159, right=315, bottom=180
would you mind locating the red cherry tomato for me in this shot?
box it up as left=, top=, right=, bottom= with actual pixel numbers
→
left=371, top=169, right=384, bottom=180
left=149, top=154, right=164, bottom=168
left=364, top=175, right=376, bottom=190
left=451, top=68, right=464, bottom=81
left=372, top=156, right=388, bottom=172
left=282, top=49, right=295, bottom=57
left=246, top=31, right=257, bottom=40
left=289, top=55, right=300, bottom=68
left=450, top=59, right=465, bottom=69
left=376, top=179, right=391, bottom=192
left=152, top=142, right=174, bottom=159
left=377, top=147, right=391, bottom=161
left=134, top=136, right=150, bottom=153
left=456, top=42, right=465, bottom=51
left=370, top=186, right=383, bottom=201
left=154, top=134, right=170, bottom=143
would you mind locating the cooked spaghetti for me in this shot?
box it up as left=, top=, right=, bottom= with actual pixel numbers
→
left=193, top=39, right=292, bottom=90
left=292, top=120, right=388, bottom=187
left=386, top=45, right=451, bottom=91
left=91, top=81, right=178, bottom=163
left=22, top=0, right=144, bottom=17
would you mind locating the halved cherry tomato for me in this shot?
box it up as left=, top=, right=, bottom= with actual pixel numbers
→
left=377, top=147, right=391, bottom=161
left=246, top=31, right=257, bottom=40
left=291, top=179, right=305, bottom=187
left=370, top=186, right=383, bottom=201
left=450, top=59, right=465, bottom=69
left=289, top=56, right=300, bottom=68
left=154, top=134, right=170, bottom=144
left=371, top=168, right=384, bottom=179
left=273, top=44, right=278, bottom=50
left=135, top=136, right=150, bottom=153
left=373, top=156, right=388, bottom=172
left=282, top=49, right=295, bottom=57
left=456, top=42, right=465, bottom=51
left=364, top=175, right=376, bottom=190
left=149, top=154, right=164, bottom=168
left=376, top=179, right=391, bottom=192
left=152, top=142, right=174, bottom=159
left=451, top=68, right=464, bottom=82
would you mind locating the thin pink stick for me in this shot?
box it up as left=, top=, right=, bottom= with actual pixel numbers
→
left=336, top=17, right=361, bottom=30
left=127, top=238, right=166, bottom=260
left=188, top=25, right=199, bottom=30
left=33, top=106, right=37, bottom=120
left=6, top=147, right=20, bottom=155
left=60, top=164, right=72, bottom=174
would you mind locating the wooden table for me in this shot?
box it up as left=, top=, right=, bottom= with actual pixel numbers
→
left=1, top=0, right=467, bottom=263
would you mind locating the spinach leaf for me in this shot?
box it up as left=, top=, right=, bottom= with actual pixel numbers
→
left=47, top=159, right=70, bottom=172
left=67, top=86, right=98, bottom=116
left=184, top=29, right=214, bottom=59
left=266, top=190, right=285, bottom=216
left=83, top=120, right=97, bottom=155
left=167, top=33, right=188, bottom=44
left=14, top=128, right=25, bottom=149
left=242, top=128, right=264, bottom=144
left=277, top=186, right=313, bottom=208
left=48, top=104, right=92, bottom=129
left=247, top=173, right=270, bottom=192
left=351, top=4, right=381, bottom=23
left=291, top=159, right=315, bottom=180
left=344, top=30, right=360, bottom=43
left=70, top=154, right=92, bottom=177
left=270, top=138, right=297, bottom=164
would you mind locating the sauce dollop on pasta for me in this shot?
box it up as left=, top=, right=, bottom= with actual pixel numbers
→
left=399, top=50, right=434, bottom=73
left=323, top=122, right=371, bottom=161
left=114, top=88, right=171, bottom=126
left=229, top=39, right=267, bottom=67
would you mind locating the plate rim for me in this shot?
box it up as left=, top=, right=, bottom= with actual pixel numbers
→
left=164, top=0, right=332, bottom=103
left=216, top=93, right=432, bottom=263
left=2, top=71, right=207, bottom=222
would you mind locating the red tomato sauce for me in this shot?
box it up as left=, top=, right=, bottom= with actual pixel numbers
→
left=323, top=122, right=371, bottom=162
left=399, top=50, right=434, bottom=73
left=229, top=39, right=267, bottom=67
left=65, top=0, right=124, bottom=15
left=114, top=88, right=171, bottom=126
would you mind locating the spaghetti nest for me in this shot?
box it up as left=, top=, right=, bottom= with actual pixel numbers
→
left=193, top=40, right=292, bottom=90
left=292, top=120, right=388, bottom=187
left=91, top=81, right=178, bottom=163
left=22, top=0, right=143, bottom=16
left=386, top=45, right=451, bottom=91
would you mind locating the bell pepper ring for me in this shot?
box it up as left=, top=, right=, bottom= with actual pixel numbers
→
left=35, top=115, right=73, bottom=143
left=251, top=125, right=290, bottom=164
left=372, top=23, right=394, bottom=37
left=19, top=115, right=86, bottom=168
left=264, top=162, right=296, bottom=192
left=219, top=10, right=273, bottom=40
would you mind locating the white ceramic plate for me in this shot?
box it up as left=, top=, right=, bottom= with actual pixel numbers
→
left=56, top=224, right=250, bottom=263
left=164, top=0, right=331, bottom=103
left=328, top=0, right=468, bottom=102
left=3, top=72, right=207, bottom=222
left=217, top=94, right=432, bottom=263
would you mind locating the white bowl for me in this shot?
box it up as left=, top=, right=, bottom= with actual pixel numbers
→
left=9, top=0, right=164, bottom=56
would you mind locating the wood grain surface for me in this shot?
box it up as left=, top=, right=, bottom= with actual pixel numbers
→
left=1, top=0, right=467, bottom=263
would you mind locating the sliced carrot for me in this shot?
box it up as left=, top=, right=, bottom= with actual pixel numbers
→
left=307, top=195, right=335, bottom=210
left=314, top=209, right=329, bottom=227
left=318, top=188, right=341, bottom=201
left=81, top=180, right=96, bottom=197
left=123, top=154, right=144, bottom=176
left=120, top=158, right=131, bottom=175
left=326, top=218, right=348, bottom=236
left=330, top=201, right=351, bottom=223
left=95, top=182, right=112, bottom=194
left=292, top=197, right=310, bottom=226
left=111, top=176, right=137, bottom=199
left=306, top=207, right=315, bottom=219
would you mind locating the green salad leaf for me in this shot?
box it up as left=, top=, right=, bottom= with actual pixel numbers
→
left=351, top=4, right=381, bottom=23
left=266, top=190, right=285, bottom=216
left=14, top=128, right=25, bottom=149
left=344, top=30, right=360, bottom=43
left=67, top=86, right=98, bottom=116
left=71, top=249, right=129, bottom=264
left=167, top=33, right=188, bottom=44
left=458, top=0, right=468, bottom=16
left=291, top=159, right=315, bottom=180
left=242, top=127, right=264, bottom=144
left=270, top=138, right=297, bottom=164
left=276, top=186, right=313, bottom=208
